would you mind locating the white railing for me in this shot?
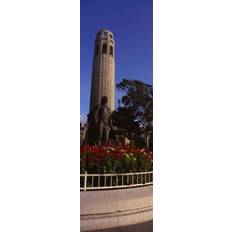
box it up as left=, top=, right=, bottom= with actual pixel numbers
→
left=80, top=171, right=153, bottom=191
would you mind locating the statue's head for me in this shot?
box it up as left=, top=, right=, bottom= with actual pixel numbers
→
left=101, top=96, right=108, bottom=105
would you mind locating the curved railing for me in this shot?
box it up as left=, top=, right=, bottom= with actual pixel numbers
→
left=80, top=171, right=153, bottom=191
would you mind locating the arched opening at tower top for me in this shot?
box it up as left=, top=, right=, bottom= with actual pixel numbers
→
left=95, top=44, right=99, bottom=55
left=102, top=43, right=107, bottom=54
left=110, top=46, right=113, bottom=56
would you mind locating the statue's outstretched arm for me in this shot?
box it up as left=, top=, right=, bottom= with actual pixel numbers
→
left=109, top=117, right=113, bottom=129
left=108, top=111, right=115, bottom=130
left=94, top=106, right=99, bottom=124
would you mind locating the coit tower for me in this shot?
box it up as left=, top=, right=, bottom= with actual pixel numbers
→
left=89, top=29, right=115, bottom=112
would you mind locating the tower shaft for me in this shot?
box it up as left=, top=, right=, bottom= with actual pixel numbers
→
left=89, top=29, right=115, bottom=112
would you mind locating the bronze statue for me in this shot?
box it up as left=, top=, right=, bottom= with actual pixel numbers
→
left=84, top=96, right=114, bottom=146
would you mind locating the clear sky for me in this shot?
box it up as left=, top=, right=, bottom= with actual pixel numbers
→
left=80, top=0, right=153, bottom=122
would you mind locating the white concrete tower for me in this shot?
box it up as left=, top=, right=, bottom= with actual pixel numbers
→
left=89, top=29, right=115, bottom=112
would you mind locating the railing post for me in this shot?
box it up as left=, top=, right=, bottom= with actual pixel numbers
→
left=81, top=171, right=152, bottom=190
left=84, top=171, right=87, bottom=191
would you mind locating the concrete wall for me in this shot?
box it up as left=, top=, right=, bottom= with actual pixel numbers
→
left=80, top=185, right=153, bottom=232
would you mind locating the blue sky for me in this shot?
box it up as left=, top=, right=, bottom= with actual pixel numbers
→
left=80, top=0, right=153, bottom=121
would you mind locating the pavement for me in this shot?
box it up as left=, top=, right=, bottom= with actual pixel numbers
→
left=80, top=186, right=153, bottom=232
left=90, top=220, right=153, bottom=232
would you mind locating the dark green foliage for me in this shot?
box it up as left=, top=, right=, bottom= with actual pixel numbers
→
left=113, top=79, right=153, bottom=148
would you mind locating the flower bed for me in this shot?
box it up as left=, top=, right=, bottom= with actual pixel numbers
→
left=80, top=145, right=153, bottom=174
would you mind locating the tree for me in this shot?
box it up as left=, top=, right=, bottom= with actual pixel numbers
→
left=114, top=79, right=153, bottom=148
left=111, top=106, right=141, bottom=142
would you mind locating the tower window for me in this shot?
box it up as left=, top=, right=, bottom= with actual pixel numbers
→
left=110, top=46, right=113, bottom=56
left=103, top=32, right=107, bottom=36
left=110, top=34, right=113, bottom=38
left=102, top=43, right=107, bottom=54
left=95, top=44, right=99, bottom=55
